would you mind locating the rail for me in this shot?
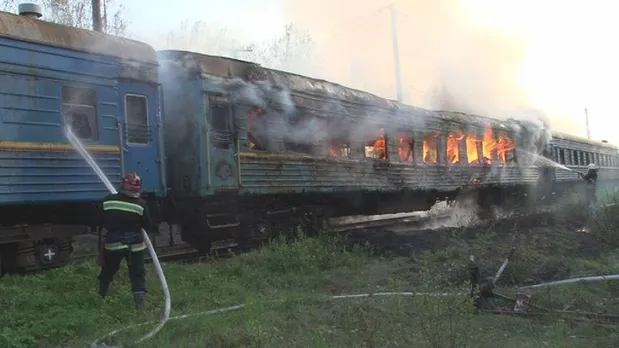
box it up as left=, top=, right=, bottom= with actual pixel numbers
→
left=66, top=211, right=453, bottom=265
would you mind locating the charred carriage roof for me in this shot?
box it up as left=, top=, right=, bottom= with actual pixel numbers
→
left=157, top=50, right=260, bottom=78
left=0, top=11, right=157, bottom=64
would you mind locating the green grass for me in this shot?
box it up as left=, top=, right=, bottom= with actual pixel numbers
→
left=2, top=201, right=619, bottom=348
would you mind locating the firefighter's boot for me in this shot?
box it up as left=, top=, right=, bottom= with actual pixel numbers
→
left=133, top=291, right=145, bottom=310
left=98, top=281, right=110, bottom=298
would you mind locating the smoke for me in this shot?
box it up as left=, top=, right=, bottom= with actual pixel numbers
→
left=280, top=0, right=550, bottom=125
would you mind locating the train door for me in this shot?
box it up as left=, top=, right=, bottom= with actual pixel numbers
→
left=118, top=82, right=162, bottom=193
left=206, top=94, right=238, bottom=190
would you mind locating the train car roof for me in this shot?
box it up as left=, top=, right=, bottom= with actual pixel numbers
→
left=157, top=50, right=400, bottom=110
left=552, top=131, right=618, bottom=149
left=0, top=11, right=157, bottom=64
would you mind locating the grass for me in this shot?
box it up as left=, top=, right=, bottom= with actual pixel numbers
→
left=2, top=200, right=619, bottom=348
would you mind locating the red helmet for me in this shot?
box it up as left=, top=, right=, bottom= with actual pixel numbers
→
left=121, top=173, right=142, bottom=194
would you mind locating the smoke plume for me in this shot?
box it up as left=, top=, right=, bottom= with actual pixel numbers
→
left=280, top=0, right=538, bottom=121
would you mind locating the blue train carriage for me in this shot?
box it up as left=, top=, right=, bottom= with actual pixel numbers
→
left=548, top=132, right=619, bottom=199
left=0, top=9, right=165, bottom=273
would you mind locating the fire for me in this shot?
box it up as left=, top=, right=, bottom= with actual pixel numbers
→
left=397, top=132, right=413, bottom=163
left=447, top=132, right=463, bottom=163
left=496, top=131, right=516, bottom=163
left=466, top=135, right=480, bottom=164
left=423, top=134, right=438, bottom=163
left=482, top=128, right=496, bottom=164
left=480, top=128, right=516, bottom=164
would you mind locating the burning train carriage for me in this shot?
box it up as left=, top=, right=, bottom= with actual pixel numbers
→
left=158, top=50, right=562, bottom=250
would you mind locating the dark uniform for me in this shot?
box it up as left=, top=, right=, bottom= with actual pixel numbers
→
left=98, top=173, right=153, bottom=309
left=580, top=164, right=598, bottom=208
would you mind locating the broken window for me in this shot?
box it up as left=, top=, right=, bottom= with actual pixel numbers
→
left=423, top=133, right=438, bottom=164
left=496, top=131, right=516, bottom=164
left=396, top=131, right=413, bottom=163
left=482, top=128, right=496, bottom=165
left=247, top=107, right=267, bottom=151
left=329, top=139, right=351, bottom=158
left=466, top=134, right=480, bottom=164
left=62, top=86, right=98, bottom=141
left=365, top=128, right=387, bottom=160
left=284, top=114, right=314, bottom=154
left=447, top=132, right=463, bottom=164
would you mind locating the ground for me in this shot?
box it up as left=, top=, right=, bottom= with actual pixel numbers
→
left=2, top=197, right=619, bottom=348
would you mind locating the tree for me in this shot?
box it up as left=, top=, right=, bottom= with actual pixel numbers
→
left=148, top=21, right=319, bottom=78
left=0, top=0, right=128, bottom=37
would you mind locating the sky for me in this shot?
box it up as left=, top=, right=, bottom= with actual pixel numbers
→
left=16, top=0, right=618, bottom=144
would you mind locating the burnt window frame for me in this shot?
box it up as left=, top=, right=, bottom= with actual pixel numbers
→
left=124, top=94, right=150, bottom=145
left=363, top=128, right=388, bottom=160
left=61, top=85, right=99, bottom=141
left=422, top=132, right=440, bottom=164
left=207, top=95, right=233, bottom=150
left=283, top=112, right=315, bottom=155
left=395, top=130, right=414, bottom=164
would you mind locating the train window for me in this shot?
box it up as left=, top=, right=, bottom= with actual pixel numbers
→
left=329, top=138, right=351, bottom=158
left=365, top=128, right=387, bottom=160
left=446, top=132, right=462, bottom=164
left=284, top=114, right=313, bottom=154
left=466, top=134, right=480, bottom=164
left=497, top=131, right=516, bottom=164
left=559, top=149, right=565, bottom=164
left=423, top=133, right=438, bottom=164
left=482, top=128, right=496, bottom=165
left=125, top=95, right=149, bottom=144
left=396, top=131, right=413, bottom=163
left=208, top=97, right=231, bottom=149
left=247, top=107, right=267, bottom=152
left=61, top=86, right=98, bottom=141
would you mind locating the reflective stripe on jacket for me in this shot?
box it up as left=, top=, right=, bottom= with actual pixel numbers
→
left=104, top=241, right=147, bottom=252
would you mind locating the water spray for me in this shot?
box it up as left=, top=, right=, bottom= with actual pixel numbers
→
left=64, top=127, right=171, bottom=347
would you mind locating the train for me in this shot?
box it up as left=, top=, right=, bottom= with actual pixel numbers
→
left=0, top=6, right=618, bottom=274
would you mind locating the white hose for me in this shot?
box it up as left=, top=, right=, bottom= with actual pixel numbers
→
left=90, top=291, right=463, bottom=346
left=64, top=128, right=172, bottom=347
left=519, top=274, right=619, bottom=290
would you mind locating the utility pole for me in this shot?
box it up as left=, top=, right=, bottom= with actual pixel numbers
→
left=584, top=108, right=590, bottom=139
left=388, top=3, right=404, bottom=103
left=91, top=0, right=102, bottom=32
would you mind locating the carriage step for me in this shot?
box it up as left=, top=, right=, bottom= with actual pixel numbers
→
left=211, top=239, right=239, bottom=250
left=206, top=213, right=240, bottom=229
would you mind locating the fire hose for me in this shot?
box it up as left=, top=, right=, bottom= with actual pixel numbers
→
left=66, top=127, right=619, bottom=347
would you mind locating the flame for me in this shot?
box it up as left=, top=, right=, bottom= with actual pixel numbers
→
left=398, top=132, right=413, bottom=163
left=447, top=132, right=463, bottom=164
left=329, top=145, right=339, bottom=157
left=466, top=135, right=480, bottom=164
left=423, top=134, right=438, bottom=163
left=496, top=131, right=516, bottom=163
left=482, top=128, right=497, bottom=164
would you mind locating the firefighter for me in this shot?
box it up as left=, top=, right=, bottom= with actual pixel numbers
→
left=98, top=172, right=154, bottom=309
left=578, top=163, right=599, bottom=208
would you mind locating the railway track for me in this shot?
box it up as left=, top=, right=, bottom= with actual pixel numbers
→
left=67, top=211, right=454, bottom=266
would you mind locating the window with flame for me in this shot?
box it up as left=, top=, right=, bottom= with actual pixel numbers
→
left=247, top=107, right=267, bottom=151
left=447, top=132, right=463, bottom=164
left=423, top=133, right=438, bottom=164
left=329, top=139, right=351, bottom=158
left=466, top=134, right=480, bottom=164
left=396, top=132, right=413, bottom=163
left=364, top=128, right=387, bottom=160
